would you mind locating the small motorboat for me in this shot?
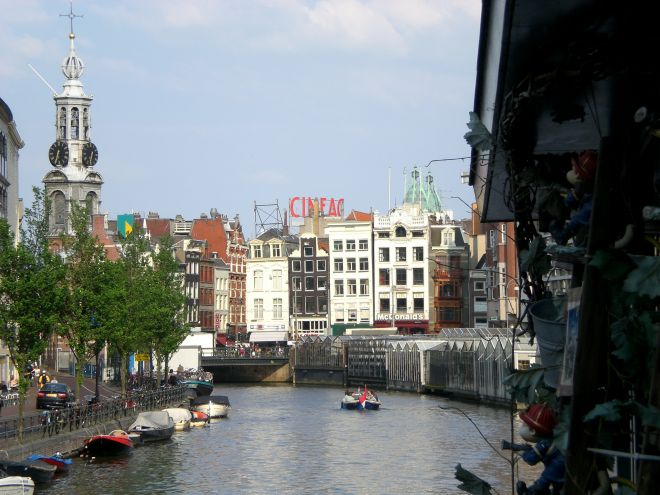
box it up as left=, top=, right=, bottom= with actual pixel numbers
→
left=180, top=370, right=214, bottom=398
left=340, top=386, right=381, bottom=411
left=25, top=454, right=72, bottom=474
left=128, top=411, right=175, bottom=443
left=0, top=475, right=35, bottom=494
left=162, top=408, right=192, bottom=431
left=0, top=459, right=56, bottom=484
left=190, top=395, right=231, bottom=419
left=82, top=430, right=133, bottom=457
left=190, top=410, right=209, bottom=427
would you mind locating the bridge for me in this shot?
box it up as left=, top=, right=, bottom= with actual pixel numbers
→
left=200, top=347, right=291, bottom=383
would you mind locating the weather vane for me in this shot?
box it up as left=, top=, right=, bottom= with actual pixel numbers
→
left=60, top=1, right=83, bottom=34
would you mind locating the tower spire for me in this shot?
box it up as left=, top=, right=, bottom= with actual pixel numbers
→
left=60, top=1, right=85, bottom=80
left=60, top=1, right=83, bottom=36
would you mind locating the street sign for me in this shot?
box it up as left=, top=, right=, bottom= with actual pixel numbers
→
left=135, top=353, right=150, bottom=362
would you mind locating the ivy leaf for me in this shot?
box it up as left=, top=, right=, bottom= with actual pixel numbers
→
left=637, top=404, right=660, bottom=429
left=589, top=250, right=635, bottom=282
left=623, top=256, right=660, bottom=298
left=584, top=400, right=629, bottom=423
left=455, top=464, right=493, bottom=495
left=610, top=317, right=636, bottom=364
left=520, top=236, right=551, bottom=278
left=503, top=366, right=547, bottom=404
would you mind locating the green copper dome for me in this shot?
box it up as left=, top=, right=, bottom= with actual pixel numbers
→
left=403, top=166, right=443, bottom=213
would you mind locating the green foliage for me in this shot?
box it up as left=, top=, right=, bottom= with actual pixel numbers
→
left=584, top=400, right=660, bottom=429
left=502, top=365, right=557, bottom=406
left=455, top=464, right=493, bottom=495
left=624, top=255, right=660, bottom=298
left=520, top=235, right=551, bottom=279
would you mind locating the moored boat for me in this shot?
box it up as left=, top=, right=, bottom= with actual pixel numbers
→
left=190, top=395, right=231, bottom=419
left=25, top=454, right=71, bottom=474
left=190, top=410, right=209, bottom=427
left=162, top=408, right=192, bottom=431
left=0, top=475, right=35, bottom=494
left=0, top=460, right=56, bottom=484
left=128, top=411, right=175, bottom=442
left=179, top=370, right=213, bottom=398
left=82, top=430, right=133, bottom=457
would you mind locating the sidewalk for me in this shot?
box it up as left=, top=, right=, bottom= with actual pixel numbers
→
left=1, top=373, right=122, bottom=419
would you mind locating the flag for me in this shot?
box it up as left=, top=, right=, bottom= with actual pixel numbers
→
left=359, top=385, right=367, bottom=408
left=117, top=214, right=134, bottom=238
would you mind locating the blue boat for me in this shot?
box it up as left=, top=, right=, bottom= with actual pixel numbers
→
left=340, top=387, right=381, bottom=410
left=26, top=454, right=72, bottom=474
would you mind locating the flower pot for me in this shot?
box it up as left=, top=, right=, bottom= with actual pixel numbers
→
left=529, top=297, right=567, bottom=388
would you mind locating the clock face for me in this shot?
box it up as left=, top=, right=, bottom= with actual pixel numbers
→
left=82, top=142, right=99, bottom=167
left=48, top=141, right=69, bottom=167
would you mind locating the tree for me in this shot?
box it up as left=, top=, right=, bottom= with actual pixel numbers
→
left=145, top=236, right=189, bottom=386
left=0, top=189, right=65, bottom=439
left=58, top=202, right=108, bottom=400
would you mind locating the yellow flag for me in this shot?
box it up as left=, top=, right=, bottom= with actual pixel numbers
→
left=124, top=220, right=133, bottom=235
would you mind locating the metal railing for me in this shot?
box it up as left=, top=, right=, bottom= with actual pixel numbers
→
left=201, top=346, right=290, bottom=360
left=0, top=385, right=187, bottom=442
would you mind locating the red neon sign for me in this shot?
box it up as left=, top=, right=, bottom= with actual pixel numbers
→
left=289, top=197, right=344, bottom=218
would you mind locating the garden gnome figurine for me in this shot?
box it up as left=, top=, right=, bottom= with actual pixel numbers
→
left=514, top=404, right=565, bottom=495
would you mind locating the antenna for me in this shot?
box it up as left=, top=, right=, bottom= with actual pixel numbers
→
left=28, top=64, right=58, bottom=96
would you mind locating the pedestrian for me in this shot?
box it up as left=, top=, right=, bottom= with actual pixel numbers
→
left=177, top=363, right=184, bottom=374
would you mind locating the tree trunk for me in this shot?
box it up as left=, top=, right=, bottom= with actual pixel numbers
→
left=120, top=353, right=128, bottom=399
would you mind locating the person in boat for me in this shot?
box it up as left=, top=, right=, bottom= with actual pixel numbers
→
left=344, top=390, right=354, bottom=402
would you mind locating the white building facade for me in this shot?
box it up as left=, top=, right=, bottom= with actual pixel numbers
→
left=326, top=220, right=374, bottom=333
left=372, top=203, right=431, bottom=334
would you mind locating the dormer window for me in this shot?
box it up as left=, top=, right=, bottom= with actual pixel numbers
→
left=442, top=230, right=454, bottom=246
left=252, top=245, right=262, bottom=258
left=395, top=226, right=406, bottom=238
left=271, top=244, right=281, bottom=257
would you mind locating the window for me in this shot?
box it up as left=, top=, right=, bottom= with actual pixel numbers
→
left=396, top=247, right=406, bottom=262
left=359, top=258, right=368, bottom=271
left=346, top=240, right=356, bottom=251
left=347, top=279, right=357, bottom=295
left=359, top=279, right=369, bottom=295
left=348, top=305, right=357, bottom=322
left=317, top=277, right=327, bottom=290
left=379, top=269, right=390, bottom=286
left=252, top=245, right=262, bottom=258
left=379, top=248, right=390, bottom=262
left=305, top=297, right=316, bottom=313
left=71, top=107, right=79, bottom=139
left=412, top=231, right=424, bottom=237
left=413, top=268, right=424, bottom=285
left=273, top=298, right=283, bottom=319
left=413, top=293, right=424, bottom=312
left=335, top=304, right=344, bottom=322
left=333, top=240, right=343, bottom=251
left=501, top=224, right=507, bottom=244
left=474, top=281, right=485, bottom=291
left=378, top=232, right=390, bottom=238
left=273, top=270, right=282, bottom=290
left=489, top=230, right=496, bottom=248
left=395, top=226, right=406, bottom=237
left=305, top=277, right=315, bottom=290
left=396, top=268, right=407, bottom=285
left=334, top=280, right=344, bottom=296
left=292, top=277, right=302, bottom=291
left=396, top=296, right=407, bottom=312
left=413, top=246, right=424, bottom=261
left=442, top=231, right=454, bottom=245
left=304, top=245, right=314, bottom=256
left=517, top=359, right=530, bottom=370
left=334, top=259, right=344, bottom=272
left=358, top=239, right=368, bottom=251
left=305, top=260, right=314, bottom=272
left=59, top=108, right=67, bottom=139
left=293, top=294, right=303, bottom=314
left=346, top=258, right=356, bottom=272
left=317, top=259, right=327, bottom=271
left=254, top=298, right=263, bottom=319
left=360, top=307, right=370, bottom=322
left=254, top=270, right=263, bottom=290
left=271, top=244, right=281, bottom=257
left=380, top=297, right=390, bottom=312
left=442, top=283, right=455, bottom=297
left=292, top=260, right=301, bottom=272
left=318, top=297, right=328, bottom=313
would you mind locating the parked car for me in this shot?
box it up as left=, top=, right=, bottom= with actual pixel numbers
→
left=36, top=383, right=75, bottom=409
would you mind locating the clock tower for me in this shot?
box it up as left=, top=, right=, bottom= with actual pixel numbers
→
left=42, top=6, right=102, bottom=237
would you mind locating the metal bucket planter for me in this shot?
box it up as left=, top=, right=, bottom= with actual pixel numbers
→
left=529, top=297, right=567, bottom=388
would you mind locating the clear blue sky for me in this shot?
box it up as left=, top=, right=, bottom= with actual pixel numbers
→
left=1, top=0, right=481, bottom=238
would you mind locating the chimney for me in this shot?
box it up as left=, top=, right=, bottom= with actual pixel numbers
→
left=313, top=198, right=320, bottom=237
left=283, top=211, right=289, bottom=236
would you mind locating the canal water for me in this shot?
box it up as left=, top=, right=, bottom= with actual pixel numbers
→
left=38, top=384, right=539, bottom=494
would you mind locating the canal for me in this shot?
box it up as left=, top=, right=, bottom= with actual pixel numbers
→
left=38, top=384, right=539, bottom=494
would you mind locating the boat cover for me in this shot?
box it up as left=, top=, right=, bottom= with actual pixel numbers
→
left=191, top=395, right=230, bottom=406
left=129, top=411, right=174, bottom=430
left=162, top=408, right=192, bottom=423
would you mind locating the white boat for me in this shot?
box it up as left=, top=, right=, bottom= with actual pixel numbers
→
left=0, top=476, right=35, bottom=495
left=162, top=408, right=192, bottom=431
left=191, top=395, right=231, bottom=419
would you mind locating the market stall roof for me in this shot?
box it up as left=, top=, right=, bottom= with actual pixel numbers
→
left=249, top=331, right=288, bottom=343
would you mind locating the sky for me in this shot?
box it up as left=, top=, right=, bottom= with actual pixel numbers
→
left=1, top=0, right=482, bottom=239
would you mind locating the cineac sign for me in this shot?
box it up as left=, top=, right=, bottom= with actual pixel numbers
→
left=289, top=197, right=344, bottom=218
